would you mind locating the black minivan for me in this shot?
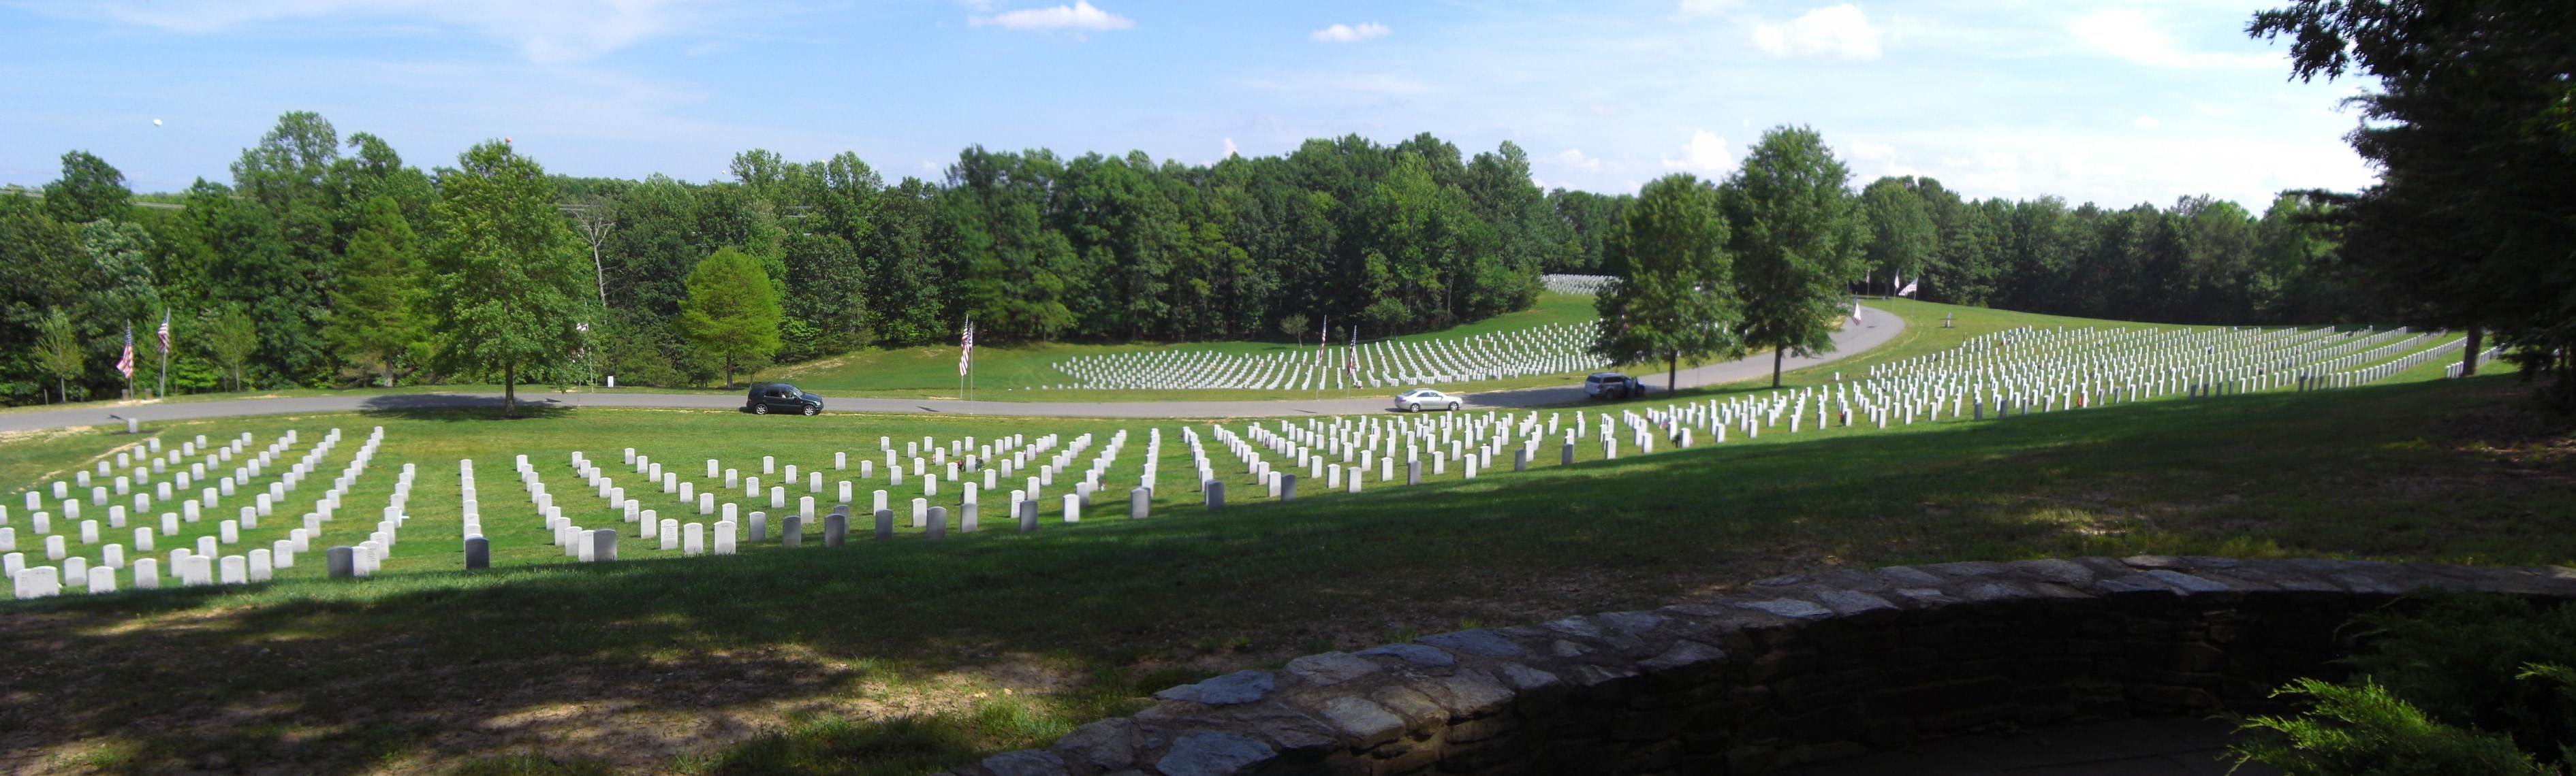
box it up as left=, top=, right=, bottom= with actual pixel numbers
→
left=744, top=382, right=824, bottom=415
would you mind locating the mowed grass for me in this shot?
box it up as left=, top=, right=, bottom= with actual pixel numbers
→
left=760, top=291, right=1605, bottom=400
left=0, top=361, right=2566, bottom=773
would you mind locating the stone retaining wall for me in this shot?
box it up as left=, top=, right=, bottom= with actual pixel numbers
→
left=949, top=556, right=2576, bottom=776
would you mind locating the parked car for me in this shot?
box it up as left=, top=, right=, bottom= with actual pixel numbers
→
left=1584, top=372, right=1645, bottom=400
left=744, top=382, right=824, bottom=415
left=1394, top=388, right=1462, bottom=413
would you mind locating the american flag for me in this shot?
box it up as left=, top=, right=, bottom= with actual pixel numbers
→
left=116, top=324, right=136, bottom=378
left=958, top=319, right=975, bottom=376
left=1898, top=277, right=1919, bottom=297
left=155, top=309, right=170, bottom=353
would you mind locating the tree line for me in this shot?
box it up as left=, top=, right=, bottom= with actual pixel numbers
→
left=1, top=110, right=2377, bottom=406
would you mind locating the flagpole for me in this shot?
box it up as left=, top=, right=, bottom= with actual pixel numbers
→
left=155, top=309, right=169, bottom=400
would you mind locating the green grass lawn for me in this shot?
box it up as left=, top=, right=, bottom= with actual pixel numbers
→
left=0, top=303, right=2545, bottom=775
left=754, top=291, right=1605, bottom=400
left=0, top=363, right=2555, bottom=773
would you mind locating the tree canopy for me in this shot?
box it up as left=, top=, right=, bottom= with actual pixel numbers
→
left=1592, top=174, right=1741, bottom=391
left=677, top=246, right=783, bottom=389
left=1727, top=126, right=1868, bottom=387
left=424, top=140, right=592, bottom=417
left=0, top=108, right=2433, bottom=404
left=2250, top=0, right=2576, bottom=401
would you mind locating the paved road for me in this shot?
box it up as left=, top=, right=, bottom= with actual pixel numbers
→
left=1, top=307, right=1901, bottom=432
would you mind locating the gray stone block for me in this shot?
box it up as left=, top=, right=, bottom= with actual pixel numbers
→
left=1154, top=730, right=1274, bottom=776
left=1417, top=628, right=1522, bottom=656
left=1285, top=652, right=1379, bottom=685
left=1358, top=643, right=1454, bottom=666
left=1317, top=696, right=1404, bottom=746
left=1154, top=670, right=1274, bottom=705
left=462, top=536, right=488, bottom=570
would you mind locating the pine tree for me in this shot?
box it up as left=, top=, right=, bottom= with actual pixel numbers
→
left=323, top=196, right=429, bottom=387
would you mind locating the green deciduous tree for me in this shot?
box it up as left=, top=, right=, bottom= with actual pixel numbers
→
left=677, top=247, right=783, bottom=388
left=2250, top=0, right=2576, bottom=398
left=205, top=304, right=257, bottom=391
left=425, top=141, right=592, bottom=417
left=323, top=196, right=430, bottom=387
left=1859, top=176, right=1938, bottom=296
left=35, top=307, right=83, bottom=402
left=1592, top=174, right=1742, bottom=392
left=43, top=151, right=131, bottom=225
left=1725, top=127, right=1868, bottom=388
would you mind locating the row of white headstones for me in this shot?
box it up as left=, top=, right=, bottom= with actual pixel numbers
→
left=10, top=323, right=2471, bottom=586
left=8, top=426, right=398, bottom=598
left=427, top=318, right=2482, bottom=570
left=482, top=430, right=1175, bottom=563
left=1050, top=321, right=1608, bottom=391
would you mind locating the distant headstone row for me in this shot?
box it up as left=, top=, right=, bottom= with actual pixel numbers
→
left=1540, top=274, right=1613, bottom=295
left=1049, top=321, right=1608, bottom=391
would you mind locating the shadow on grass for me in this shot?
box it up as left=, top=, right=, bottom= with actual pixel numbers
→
left=3, top=376, right=2569, bottom=774
left=356, top=396, right=581, bottom=422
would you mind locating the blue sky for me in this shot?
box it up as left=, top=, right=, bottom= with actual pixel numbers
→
left=0, top=0, right=2375, bottom=209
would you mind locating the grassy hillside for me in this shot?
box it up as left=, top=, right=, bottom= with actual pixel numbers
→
left=0, top=303, right=2545, bottom=775
left=756, top=291, right=1604, bottom=400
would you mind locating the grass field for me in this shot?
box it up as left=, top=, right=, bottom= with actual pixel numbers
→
left=761, top=291, right=1607, bottom=400
left=0, top=303, right=2543, bottom=775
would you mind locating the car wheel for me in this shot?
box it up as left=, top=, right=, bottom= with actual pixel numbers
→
left=1407, top=402, right=1420, bottom=413
left=802, top=406, right=818, bottom=416
left=1449, top=402, right=1461, bottom=411
left=753, top=404, right=769, bottom=415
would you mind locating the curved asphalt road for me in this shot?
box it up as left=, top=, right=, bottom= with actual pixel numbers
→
left=1, top=307, right=1902, bottom=432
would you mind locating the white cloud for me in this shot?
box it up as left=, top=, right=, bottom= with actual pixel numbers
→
left=1661, top=130, right=1732, bottom=175
left=2070, top=10, right=2274, bottom=69
left=970, top=1, right=1133, bottom=31
left=1554, top=148, right=1604, bottom=172
left=1309, top=22, right=1389, bottom=43
left=1848, top=141, right=1894, bottom=160
left=2133, top=115, right=2160, bottom=130
left=1222, top=138, right=1239, bottom=158
left=46, top=0, right=710, bottom=63
left=1674, top=0, right=1740, bottom=20
left=1753, top=5, right=1881, bottom=61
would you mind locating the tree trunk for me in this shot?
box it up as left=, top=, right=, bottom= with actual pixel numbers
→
left=723, top=356, right=734, bottom=390
left=1772, top=346, right=1785, bottom=388
left=383, top=357, right=394, bottom=388
left=2462, top=325, right=2482, bottom=377
left=503, top=361, right=517, bottom=419
left=1668, top=353, right=1679, bottom=395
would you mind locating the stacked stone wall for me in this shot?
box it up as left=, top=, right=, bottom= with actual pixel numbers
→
left=952, top=556, right=2576, bottom=776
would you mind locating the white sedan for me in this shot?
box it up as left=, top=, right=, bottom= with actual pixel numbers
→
left=1394, top=388, right=1462, bottom=412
